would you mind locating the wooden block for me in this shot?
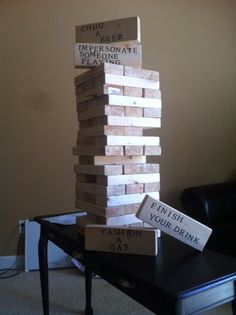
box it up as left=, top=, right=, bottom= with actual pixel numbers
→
left=125, top=107, right=143, bottom=117
left=136, top=195, right=212, bottom=251
left=144, top=182, right=160, bottom=192
left=108, top=94, right=162, bottom=109
left=78, top=115, right=161, bottom=129
left=124, top=66, right=159, bottom=81
left=144, top=89, right=161, bottom=99
left=96, top=192, right=159, bottom=207
left=74, top=43, right=142, bottom=68
left=123, top=164, right=160, bottom=174
left=94, top=135, right=160, bottom=146
left=77, top=94, right=162, bottom=109
left=76, top=199, right=125, bottom=217
left=124, top=86, right=143, bottom=97
left=85, top=225, right=158, bottom=256
left=75, top=16, right=141, bottom=44
left=144, top=108, right=161, bottom=118
left=76, top=182, right=126, bottom=196
left=126, top=183, right=144, bottom=194
left=107, top=116, right=161, bottom=128
left=96, top=173, right=160, bottom=186
left=76, top=145, right=124, bottom=156
left=124, top=127, right=143, bottom=136
left=91, top=156, right=147, bottom=165
left=74, top=164, right=123, bottom=175
left=125, top=146, right=143, bottom=155
left=125, top=203, right=140, bottom=214
left=97, top=73, right=159, bottom=90
left=144, top=146, right=162, bottom=155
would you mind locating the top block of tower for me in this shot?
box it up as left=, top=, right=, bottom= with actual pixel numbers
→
left=75, top=16, right=141, bottom=44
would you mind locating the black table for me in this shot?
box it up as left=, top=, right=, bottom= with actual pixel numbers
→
left=35, top=213, right=236, bottom=315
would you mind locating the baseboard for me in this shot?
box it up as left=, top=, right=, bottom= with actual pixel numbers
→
left=0, top=255, right=24, bottom=270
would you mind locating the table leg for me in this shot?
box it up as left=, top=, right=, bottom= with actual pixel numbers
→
left=38, top=227, right=49, bottom=315
left=85, top=265, right=93, bottom=315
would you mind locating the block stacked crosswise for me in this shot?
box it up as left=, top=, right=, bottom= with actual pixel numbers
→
left=73, top=62, right=161, bottom=226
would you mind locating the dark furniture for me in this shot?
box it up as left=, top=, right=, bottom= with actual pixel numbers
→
left=181, top=181, right=236, bottom=257
left=35, top=212, right=236, bottom=315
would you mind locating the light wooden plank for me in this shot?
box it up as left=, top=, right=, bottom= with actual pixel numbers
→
left=97, top=173, right=160, bottom=185
left=136, top=195, right=213, bottom=251
left=97, top=73, right=159, bottom=90
left=94, top=135, right=160, bottom=146
left=124, top=66, right=159, bottom=80
left=74, top=43, right=142, bottom=68
left=85, top=225, right=157, bottom=256
left=78, top=94, right=162, bottom=109
left=92, top=156, right=147, bottom=165
left=75, top=16, right=141, bottom=43
left=107, top=116, right=161, bottom=128
left=126, top=183, right=144, bottom=194
left=96, top=191, right=159, bottom=206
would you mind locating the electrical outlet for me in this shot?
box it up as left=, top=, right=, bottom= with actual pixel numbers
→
left=18, top=220, right=25, bottom=234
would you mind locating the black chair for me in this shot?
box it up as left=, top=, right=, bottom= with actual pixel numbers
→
left=180, top=181, right=236, bottom=257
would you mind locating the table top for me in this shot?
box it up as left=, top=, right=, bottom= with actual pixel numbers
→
left=35, top=213, right=236, bottom=300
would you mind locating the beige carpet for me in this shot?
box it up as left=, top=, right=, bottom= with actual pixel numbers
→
left=0, top=268, right=232, bottom=315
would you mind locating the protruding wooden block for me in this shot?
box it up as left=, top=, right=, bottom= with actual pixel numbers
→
left=136, top=195, right=212, bottom=251
left=76, top=16, right=141, bottom=44
left=74, top=43, right=142, bottom=68
left=85, top=225, right=158, bottom=256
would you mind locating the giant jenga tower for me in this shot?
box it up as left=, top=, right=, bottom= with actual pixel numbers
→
left=73, top=17, right=162, bottom=227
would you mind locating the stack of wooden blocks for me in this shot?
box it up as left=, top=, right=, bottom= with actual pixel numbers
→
left=73, top=62, right=161, bottom=226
